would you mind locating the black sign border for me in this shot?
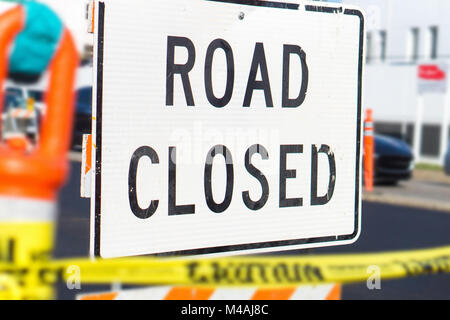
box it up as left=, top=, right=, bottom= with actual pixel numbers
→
left=94, top=0, right=364, bottom=257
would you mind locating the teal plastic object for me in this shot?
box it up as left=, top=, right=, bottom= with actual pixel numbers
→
left=8, top=1, right=63, bottom=77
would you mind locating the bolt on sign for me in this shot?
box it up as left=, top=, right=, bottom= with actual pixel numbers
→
left=91, top=0, right=365, bottom=258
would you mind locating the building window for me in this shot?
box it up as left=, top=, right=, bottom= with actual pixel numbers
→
left=379, top=30, right=387, bottom=61
left=427, top=26, right=438, bottom=60
left=408, top=27, right=420, bottom=62
left=421, top=125, right=441, bottom=157
left=366, top=32, right=372, bottom=64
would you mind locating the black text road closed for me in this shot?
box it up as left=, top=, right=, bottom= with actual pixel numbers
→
left=128, top=144, right=336, bottom=218
left=92, top=0, right=364, bottom=258
left=165, top=36, right=309, bottom=108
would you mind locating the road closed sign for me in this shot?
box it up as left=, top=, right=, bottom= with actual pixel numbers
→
left=91, top=0, right=364, bottom=258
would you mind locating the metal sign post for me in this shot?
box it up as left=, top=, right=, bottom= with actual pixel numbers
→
left=413, top=93, right=424, bottom=161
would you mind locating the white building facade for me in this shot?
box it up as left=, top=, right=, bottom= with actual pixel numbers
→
left=338, top=0, right=450, bottom=164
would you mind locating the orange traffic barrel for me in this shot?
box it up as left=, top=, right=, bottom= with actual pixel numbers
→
left=363, top=109, right=374, bottom=192
left=0, top=5, right=78, bottom=299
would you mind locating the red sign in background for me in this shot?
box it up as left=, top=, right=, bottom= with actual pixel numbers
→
left=418, top=64, right=446, bottom=80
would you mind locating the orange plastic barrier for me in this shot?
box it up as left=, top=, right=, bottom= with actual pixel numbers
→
left=363, top=109, right=374, bottom=191
left=78, top=285, right=341, bottom=301
left=0, top=5, right=79, bottom=200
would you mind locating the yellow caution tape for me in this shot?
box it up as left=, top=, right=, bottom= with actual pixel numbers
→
left=0, top=222, right=55, bottom=300
left=0, top=222, right=54, bottom=265
left=1, top=245, right=450, bottom=299
left=0, top=274, right=21, bottom=300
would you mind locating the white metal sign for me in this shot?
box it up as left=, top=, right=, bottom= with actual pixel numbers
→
left=417, top=63, right=447, bottom=94
left=91, top=0, right=364, bottom=258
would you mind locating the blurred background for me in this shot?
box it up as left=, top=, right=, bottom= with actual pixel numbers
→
left=1, top=0, right=450, bottom=300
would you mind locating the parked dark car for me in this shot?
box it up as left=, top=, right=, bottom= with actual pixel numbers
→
left=370, top=134, right=414, bottom=184
left=445, top=142, right=450, bottom=175
left=71, top=86, right=92, bottom=150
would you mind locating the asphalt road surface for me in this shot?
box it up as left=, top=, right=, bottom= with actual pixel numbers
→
left=55, top=162, right=450, bottom=300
